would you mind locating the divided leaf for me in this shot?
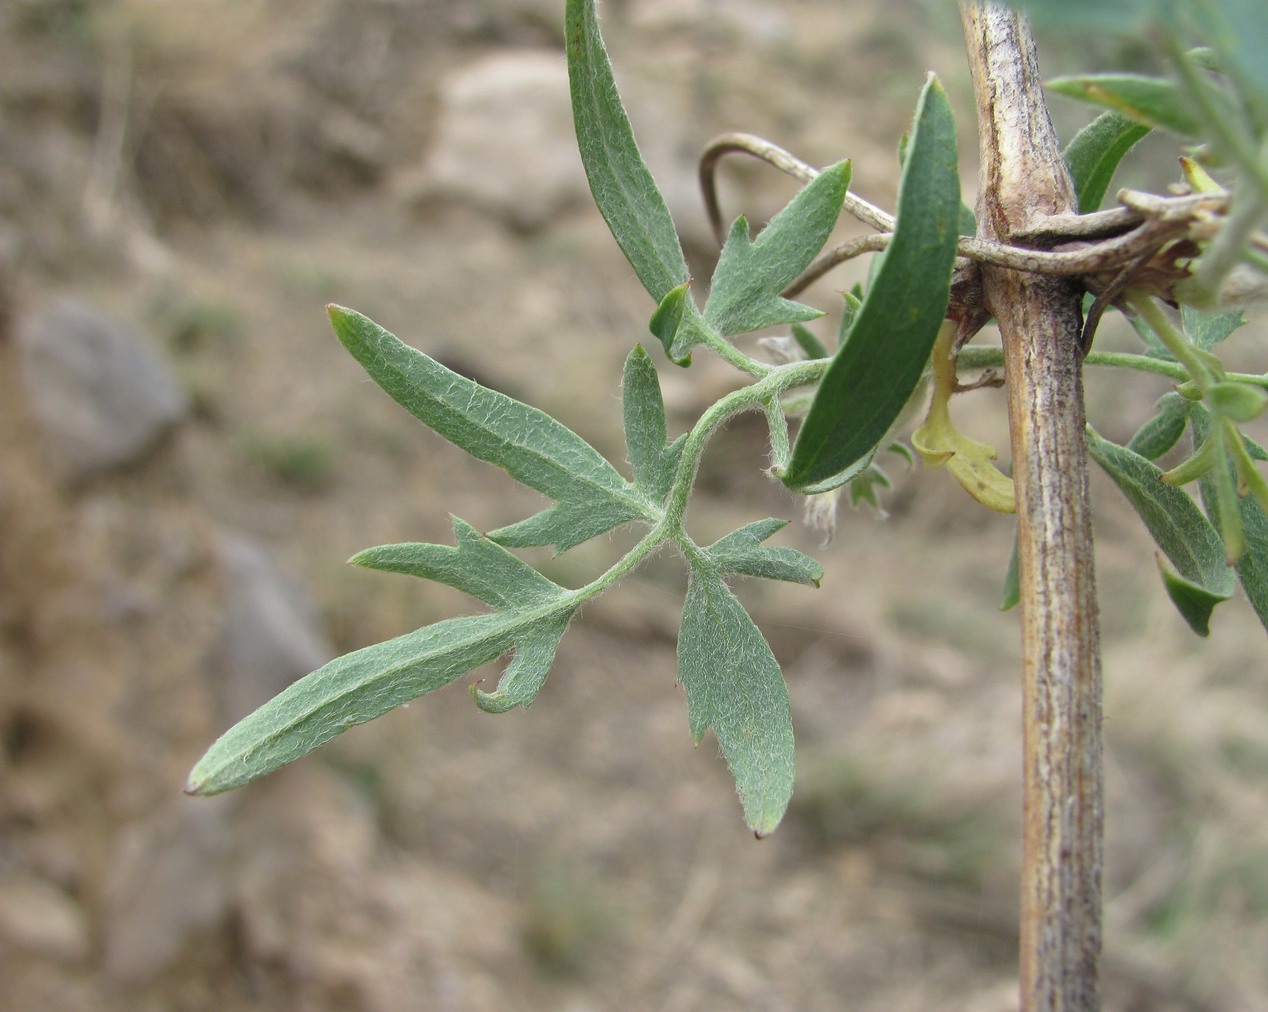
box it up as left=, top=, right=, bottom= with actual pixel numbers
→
left=1181, top=304, right=1246, bottom=351
left=702, top=519, right=823, bottom=587
left=1062, top=110, right=1151, bottom=212
left=703, top=161, right=852, bottom=337
left=1087, top=426, right=1234, bottom=635
left=782, top=75, right=960, bottom=490
left=188, top=519, right=584, bottom=794
left=187, top=605, right=576, bottom=796
left=329, top=306, right=655, bottom=552
left=677, top=569, right=796, bottom=836
left=350, top=517, right=570, bottom=610
left=565, top=0, right=689, bottom=303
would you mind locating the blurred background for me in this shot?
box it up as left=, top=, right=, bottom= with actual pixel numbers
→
left=1, top=1, right=1266, bottom=1009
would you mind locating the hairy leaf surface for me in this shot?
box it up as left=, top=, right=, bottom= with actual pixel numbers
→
left=622, top=344, right=682, bottom=502
left=702, top=519, right=823, bottom=587
left=1087, top=426, right=1234, bottom=634
left=351, top=517, right=569, bottom=609
left=703, top=161, right=851, bottom=337
left=1127, top=392, right=1190, bottom=460
left=187, top=603, right=577, bottom=795
left=329, top=306, right=654, bottom=551
left=678, top=569, right=795, bottom=836
left=566, top=0, right=688, bottom=303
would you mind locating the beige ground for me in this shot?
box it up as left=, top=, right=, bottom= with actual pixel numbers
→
left=1, top=2, right=1266, bottom=1009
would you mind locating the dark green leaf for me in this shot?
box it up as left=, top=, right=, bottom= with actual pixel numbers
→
left=678, top=569, right=795, bottom=836
left=1046, top=74, right=1204, bottom=137
left=648, top=283, right=693, bottom=364
left=329, top=306, right=654, bottom=551
left=565, top=0, right=689, bottom=302
left=1001, top=533, right=1020, bottom=612
left=1087, top=426, right=1234, bottom=634
left=791, top=323, right=830, bottom=361
left=1127, top=392, right=1190, bottom=459
left=351, top=517, right=570, bottom=609
left=782, top=76, right=960, bottom=490
left=836, top=291, right=862, bottom=349
left=703, top=519, right=823, bottom=587
left=1062, top=111, right=1152, bottom=212
left=1156, top=562, right=1230, bottom=637
left=704, top=161, right=851, bottom=337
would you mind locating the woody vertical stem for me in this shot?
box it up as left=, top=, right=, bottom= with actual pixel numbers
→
left=960, top=5, right=1103, bottom=1009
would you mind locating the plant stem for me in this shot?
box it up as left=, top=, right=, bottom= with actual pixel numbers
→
left=961, top=5, right=1104, bottom=1010
left=959, top=345, right=1268, bottom=388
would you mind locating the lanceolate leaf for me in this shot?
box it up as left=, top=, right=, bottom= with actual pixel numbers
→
left=1046, top=73, right=1204, bottom=137
left=703, top=519, right=823, bottom=587
left=1087, top=426, right=1234, bottom=634
left=1062, top=110, right=1151, bottom=212
left=678, top=569, right=795, bottom=836
left=187, top=604, right=577, bottom=795
left=565, top=0, right=689, bottom=303
left=703, top=161, right=851, bottom=337
left=329, top=306, right=655, bottom=551
left=350, top=517, right=570, bottom=609
left=622, top=344, right=681, bottom=502
left=782, top=75, right=960, bottom=490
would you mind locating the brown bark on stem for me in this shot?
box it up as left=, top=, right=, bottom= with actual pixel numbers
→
left=959, top=5, right=1104, bottom=1009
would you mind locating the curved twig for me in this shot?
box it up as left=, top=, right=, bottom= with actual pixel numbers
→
left=698, top=132, right=894, bottom=244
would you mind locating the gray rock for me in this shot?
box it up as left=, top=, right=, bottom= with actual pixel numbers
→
left=210, top=532, right=335, bottom=724
left=14, top=299, right=189, bottom=484
left=101, top=797, right=235, bottom=982
left=0, top=874, right=92, bottom=964
left=407, top=51, right=587, bottom=230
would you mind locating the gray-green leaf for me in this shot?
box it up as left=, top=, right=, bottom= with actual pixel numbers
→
left=566, top=0, right=688, bottom=303
left=703, top=161, right=851, bottom=337
left=1087, top=426, right=1234, bottom=635
left=350, top=517, right=570, bottom=609
left=187, top=604, right=576, bottom=795
left=329, top=306, right=654, bottom=551
left=678, top=569, right=795, bottom=836
left=1127, top=392, right=1190, bottom=460
left=622, top=344, right=680, bottom=502
left=703, top=519, right=823, bottom=587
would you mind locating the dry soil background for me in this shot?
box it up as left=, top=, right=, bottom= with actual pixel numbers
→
left=1, top=2, right=1267, bottom=1010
